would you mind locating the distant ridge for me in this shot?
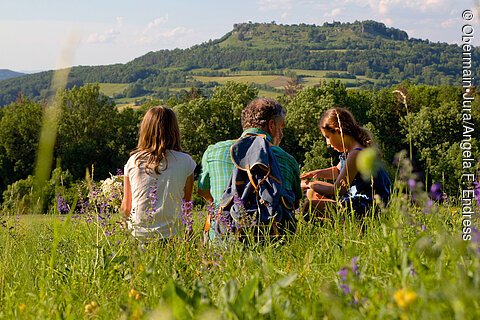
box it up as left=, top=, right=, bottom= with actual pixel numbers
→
left=0, top=69, right=25, bottom=81
left=0, top=20, right=478, bottom=107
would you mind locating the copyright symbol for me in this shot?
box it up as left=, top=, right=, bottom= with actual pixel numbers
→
left=463, top=10, right=473, bottom=21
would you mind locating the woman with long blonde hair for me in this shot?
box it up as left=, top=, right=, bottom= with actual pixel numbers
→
left=121, top=106, right=196, bottom=239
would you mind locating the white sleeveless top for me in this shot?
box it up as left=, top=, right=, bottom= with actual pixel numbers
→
left=124, top=150, right=196, bottom=238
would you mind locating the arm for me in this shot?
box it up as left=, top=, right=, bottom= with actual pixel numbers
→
left=121, top=176, right=132, bottom=218
left=183, top=174, right=195, bottom=202
left=197, top=148, right=214, bottom=203
left=301, top=165, right=340, bottom=181
left=308, top=151, right=360, bottom=198
left=197, top=187, right=214, bottom=203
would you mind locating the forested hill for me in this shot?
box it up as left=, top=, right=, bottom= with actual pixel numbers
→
left=0, top=69, right=25, bottom=81
left=0, top=20, right=478, bottom=106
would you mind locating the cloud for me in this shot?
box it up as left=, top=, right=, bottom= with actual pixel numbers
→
left=136, top=26, right=193, bottom=45
left=85, top=28, right=120, bottom=44
left=162, top=26, right=191, bottom=38
left=84, top=17, right=124, bottom=45
left=324, top=7, right=343, bottom=18
left=143, top=15, right=169, bottom=34
left=258, top=0, right=293, bottom=11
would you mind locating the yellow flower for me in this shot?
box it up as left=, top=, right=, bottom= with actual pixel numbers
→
left=394, top=288, right=417, bottom=309
left=451, top=209, right=458, bottom=216
left=129, top=288, right=141, bottom=300
left=84, top=300, right=99, bottom=315
left=18, top=303, right=26, bottom=313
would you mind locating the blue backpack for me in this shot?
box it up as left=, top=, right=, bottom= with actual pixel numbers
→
left=205, top=134, right=296, bottom=241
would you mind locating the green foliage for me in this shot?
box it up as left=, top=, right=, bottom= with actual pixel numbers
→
left=1, top=21, right=478, bottom=107
left=282, top=81, right=347, bottom=169
left=1, top=167, right=73, bottom=215
left=176, top=81, right=258, bottom=162
left=56, top=84, right=137, bottom=180
left=0, top=98, right=42, bottom=193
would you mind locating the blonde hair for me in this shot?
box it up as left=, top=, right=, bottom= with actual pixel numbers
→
left=131, top=106, right=182, bottom=174
left=319, top=107, right=372, bottom=147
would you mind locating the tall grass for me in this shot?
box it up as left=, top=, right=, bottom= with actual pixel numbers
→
left=0, top=176, right=479, bottom=319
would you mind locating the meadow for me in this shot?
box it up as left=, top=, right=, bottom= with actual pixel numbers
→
left=1, top=158, right=479, bottom=320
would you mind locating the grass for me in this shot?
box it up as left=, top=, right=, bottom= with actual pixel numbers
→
left=1, top=180, right=479, bottom=319
left=97, top=83, right=129, bottom=97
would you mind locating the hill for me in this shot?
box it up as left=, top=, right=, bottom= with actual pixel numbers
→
left=0, top=69, right=25, bottom=81
left=0, top=20, right=478, bottom=107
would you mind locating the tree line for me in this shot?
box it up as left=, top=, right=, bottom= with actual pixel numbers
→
left=0, top=81, right=478, bottom=212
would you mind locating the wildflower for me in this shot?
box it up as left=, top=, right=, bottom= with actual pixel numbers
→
left=394, top=288, right=417, bottom=309
left=145, top=185, right=157, bottom=222
left=56, top=195, right=70, bottom=214
left=181, top=200, right=194, bottom=232
left=18, top=303, right=26, bottom=313
left=471, top=227, right=480, bottom=257
left=128, top=288, right=141, bottom=300
left=338, top=267, right=348, bottom=282
left=340, top=284, right=351, bottom=295
left=407, top=178, right=416, bottom=191
left=430, top=182, right=446, bottom=202
left=84, top=300, right=99, bottom=315
left=474, top=181, right=480, bottom=208
left=351, top=257, right=359, bottom=276
left=409, top=266, right=416, bottom=276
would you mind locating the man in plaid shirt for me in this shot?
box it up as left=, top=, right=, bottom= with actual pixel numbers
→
left=198, top=98, right=302, bottom=209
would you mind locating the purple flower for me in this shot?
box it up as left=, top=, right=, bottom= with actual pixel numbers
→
left=56, top=195, right=70, bottom=214
left=472, top=227, right=480, bottom=244
left=351, top=257, right=359, bottom=276
left=474, top=182, right=480, bottom=208
left=181, top=200, right=194, bottom=232
left=430, top=182, right=446, bottom=202
left=340, top=284, right=351, bottom=295
left=408, top=178, right=416, bottom=191
left=146, top=185, right=157, bottom=222
left=410, top=266, right=416, bottom=276
left=338, top=267, right=348, bottom=282
left=116, top=168, right=124, bottom=176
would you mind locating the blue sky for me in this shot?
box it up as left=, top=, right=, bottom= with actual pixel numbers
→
left=1, top=0, right=478, bottom=72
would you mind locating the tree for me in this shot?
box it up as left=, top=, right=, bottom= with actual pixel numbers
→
left=0, top=98, right=42, bottom=195
left=175, top=81, right=258, bottom=162
left=282, top=81, right=348, bottom=169
left=56, top=84, right=125, bottom=179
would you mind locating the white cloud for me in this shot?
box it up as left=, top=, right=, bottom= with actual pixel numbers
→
left=162, top=26, right=191, bottom=38
left=143, top=15, right=169, bottom=34
left=136, top=26, right=193, bottom=45
left=85, top=28, right=119, bottom=44
left=84, top=17, right=124, bottom=45
left=324, top=7, right=343, bottom=18
left=258, top=0, right=293, bottom=11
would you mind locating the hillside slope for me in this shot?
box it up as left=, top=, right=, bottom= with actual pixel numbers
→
left=0, top=20, right=478, bottom=106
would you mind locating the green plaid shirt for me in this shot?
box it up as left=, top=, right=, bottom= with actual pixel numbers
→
left=198, top=128, right=302, bottom=206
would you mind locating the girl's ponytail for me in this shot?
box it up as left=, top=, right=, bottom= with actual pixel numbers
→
left=355, top=125, right=373, bottom=148
left=320, top=107, right=373, bottom=148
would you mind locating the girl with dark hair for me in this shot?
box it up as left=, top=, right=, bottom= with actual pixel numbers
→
left=301, top=107, right=391, bottom=217
left=121, top=106, right=196, bottom=239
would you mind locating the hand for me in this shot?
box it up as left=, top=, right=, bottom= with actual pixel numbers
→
left=300, top=170, right=319, bottom=180
left=301, top=179, right=310, bottom=191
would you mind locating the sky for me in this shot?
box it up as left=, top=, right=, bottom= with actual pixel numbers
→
left=1, top=0, right=479, bottom=73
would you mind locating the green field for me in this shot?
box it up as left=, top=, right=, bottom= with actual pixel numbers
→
left=97, top=83, right=129, bottom=97
left=1, top=177, right=479, bottom=319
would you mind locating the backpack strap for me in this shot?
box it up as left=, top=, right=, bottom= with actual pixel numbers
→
left=246, top=164, right=258, bottom=192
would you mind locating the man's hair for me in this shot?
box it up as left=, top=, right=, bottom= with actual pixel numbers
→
left=241, top=98, right=286, bottom=130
